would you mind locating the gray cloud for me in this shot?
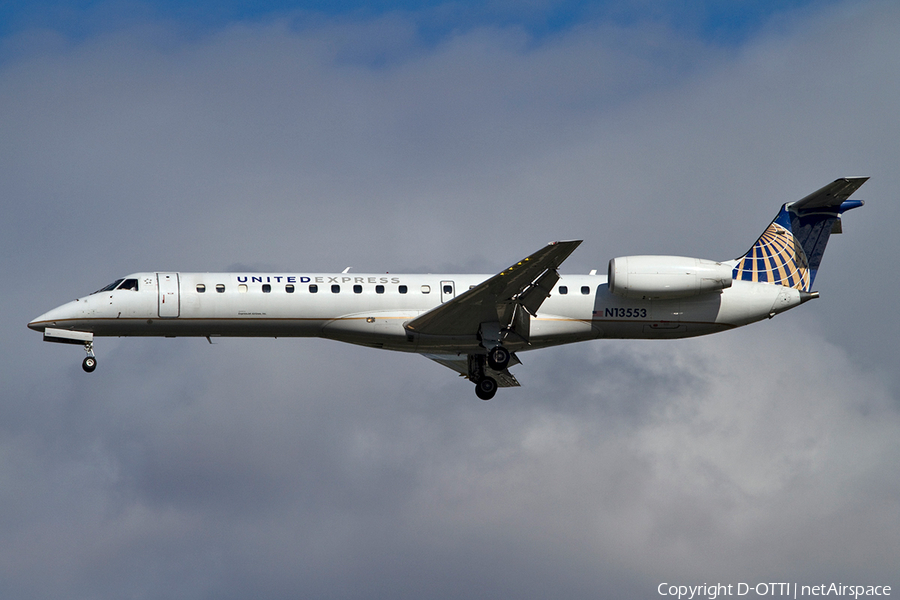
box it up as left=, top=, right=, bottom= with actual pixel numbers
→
left=2, top=2, right=899, bottom=598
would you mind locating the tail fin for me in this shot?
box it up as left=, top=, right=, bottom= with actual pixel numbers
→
left=733, top=177, right=868, bottom=291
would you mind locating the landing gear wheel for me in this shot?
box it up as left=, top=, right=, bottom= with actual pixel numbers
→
left=475, top=376, right=498, bottom=400
left=82, top=356, right=97, bottom=373
left=487, top=346, right=510, bottom=371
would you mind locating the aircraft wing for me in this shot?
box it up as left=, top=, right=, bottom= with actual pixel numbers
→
left=791, top=177, right=869, bottom=211
left=405, top=240, right=582, bottom=337
left=422, top=353, right=521, bottom=387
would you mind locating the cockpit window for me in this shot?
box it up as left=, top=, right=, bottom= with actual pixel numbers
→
left=91, top=277, right=140, bottom=295
left=93, top=279, right=124, bottom=294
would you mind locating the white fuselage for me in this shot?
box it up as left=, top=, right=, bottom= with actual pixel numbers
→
left=26, top=177, right=865, bottom=398
left=28, top=269, right=803, bottom=355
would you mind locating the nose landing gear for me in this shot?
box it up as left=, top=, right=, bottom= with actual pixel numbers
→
left=82, top=341, right=96, bottom=373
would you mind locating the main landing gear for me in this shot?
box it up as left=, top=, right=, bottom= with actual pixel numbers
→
left=487, top=345, right=510, bottom=371
left=475, top=376, right=498, bottom=401
left=82, top=341, right=96, bottom=373
left=469, top=353, right=501, bottom=400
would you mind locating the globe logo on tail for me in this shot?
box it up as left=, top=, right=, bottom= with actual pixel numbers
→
left=732, top=221, right=810, bottom=291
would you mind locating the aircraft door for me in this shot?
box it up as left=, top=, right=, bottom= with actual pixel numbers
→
left=440, top=280, right=455, bottom=303
left=157, top=273, right=180, bottom=318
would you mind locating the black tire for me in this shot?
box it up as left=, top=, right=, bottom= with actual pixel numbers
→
left=487, top=346, right=510, bottom=371
left=82, top=356, right=97, bottom=373
left=475, top=376, right=497, bottom=400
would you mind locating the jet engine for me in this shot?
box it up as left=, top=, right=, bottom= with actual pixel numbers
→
left=608, top=255, right=733, bottom=299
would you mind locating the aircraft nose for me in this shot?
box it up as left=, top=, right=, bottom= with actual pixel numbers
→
left=28, top=310, right=55, bottom=332
left=28, top=303, right=76, bottom=332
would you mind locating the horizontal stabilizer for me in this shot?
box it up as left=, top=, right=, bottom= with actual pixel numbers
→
left=791, top=177, right=869, bottom=211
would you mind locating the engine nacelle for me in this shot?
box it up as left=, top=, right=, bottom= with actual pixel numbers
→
left=608, top=255, right=733, bottom=299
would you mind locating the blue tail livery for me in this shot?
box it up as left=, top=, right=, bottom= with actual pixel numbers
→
left=733, top=177, right=867, bottom=291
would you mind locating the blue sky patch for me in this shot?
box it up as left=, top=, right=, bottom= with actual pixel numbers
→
left=0, top=0, right=837, bottom=46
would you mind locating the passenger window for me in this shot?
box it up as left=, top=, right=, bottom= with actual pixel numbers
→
left=216, top=284, right=225, bottom=293
left=581, top=286, right=590, bottom=295
left=332, top=285, right=340, bottom=293
left=353, top=284, right=362, bottom=294
left=262, top=284, right=271, bottom=293
left=421, top=285, right=431, bottom=294
left=196, top=284, right=206, bottom=293
left=376, top=285, right=384, bottom=294
left=559, top=286, right=568, bottom=295
left=399, top=285, right=408, bottom=294
left=238, top=284, right=248, bottom=293
left=443, top=285, right=452, bottom=294
left=309, top=284, right=318, bottom=293
left=286, top=284, right=295, bottom=293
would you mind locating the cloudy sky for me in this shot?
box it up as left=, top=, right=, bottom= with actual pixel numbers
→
left=2, top=1, right=898, bottom=598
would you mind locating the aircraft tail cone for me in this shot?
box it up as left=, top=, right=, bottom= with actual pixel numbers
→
left=799, top=290, right=819, bottom=304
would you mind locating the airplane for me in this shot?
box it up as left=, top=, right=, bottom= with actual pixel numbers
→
left=28, top=177, right=867, bottom=400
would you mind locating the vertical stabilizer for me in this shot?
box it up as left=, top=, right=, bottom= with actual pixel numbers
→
left=732, top=177, right=867, bottom=291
